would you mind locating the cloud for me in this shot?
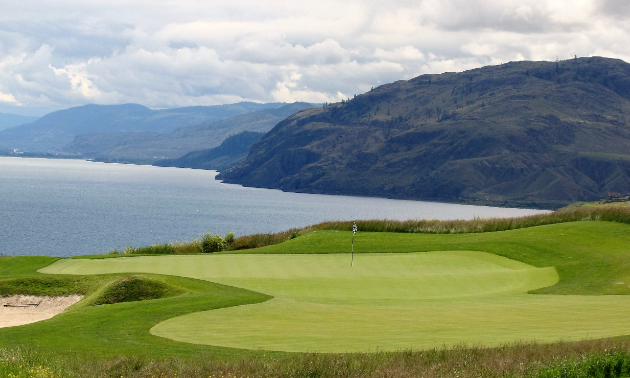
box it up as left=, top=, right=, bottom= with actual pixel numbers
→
left=0, top=0, right=628, bottom=115
left=0, top=91, right=18, bottom=104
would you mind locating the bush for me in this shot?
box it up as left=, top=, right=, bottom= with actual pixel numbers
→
left=201, top=233, right=225, bottom=253
left=535, top=350, right=630, bottom=378
left=224, top=232, right=235, bottom=244
left=289, top=228, right=300, bottom=239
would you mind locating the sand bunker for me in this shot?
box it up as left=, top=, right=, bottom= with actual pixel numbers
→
left=0, top=295, right=83, bottom=328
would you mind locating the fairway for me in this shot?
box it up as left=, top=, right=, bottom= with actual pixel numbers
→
left=41, top=249, right=630, bottom=352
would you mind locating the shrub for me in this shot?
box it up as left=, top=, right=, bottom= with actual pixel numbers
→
left=289, top=228, right=300, bottom=239
left=224, top=232, right=235, bottom=244
left=201, top=233, right=225, bottom=253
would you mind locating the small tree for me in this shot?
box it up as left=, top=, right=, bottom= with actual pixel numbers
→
left=224, top=232, right=235, bottom=245
left=201, top=233, right=225, bottom=253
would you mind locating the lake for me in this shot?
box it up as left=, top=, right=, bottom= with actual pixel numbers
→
left=0, top=157, right=548, bottom=257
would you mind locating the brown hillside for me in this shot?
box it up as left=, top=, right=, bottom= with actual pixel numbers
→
left=219, top=57, right=630, bottom=209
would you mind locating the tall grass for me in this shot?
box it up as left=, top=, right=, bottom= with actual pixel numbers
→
left=0, top=347, right=65, bottom=378
left=313, top=206, right=630, bottom=234
left=4, top=338, right=630, bottom=378
left=229, top=228, right=306, bottom=250
left=224, top=206, right=630, bottom=250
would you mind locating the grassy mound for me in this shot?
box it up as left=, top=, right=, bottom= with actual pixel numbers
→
left=93, top=277, right=183, bottom=305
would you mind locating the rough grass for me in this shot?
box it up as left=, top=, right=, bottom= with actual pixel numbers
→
left=3, top=339, right=630, bottom=378
left=313, top=205, right=630, bottom=234
left=221, top=206, right=630, bottom=251
left=0, top=276, right=95, bottom=297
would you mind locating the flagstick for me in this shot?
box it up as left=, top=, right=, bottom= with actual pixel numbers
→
left=351, top=221, right=357, bottom=267
left=350, top=222, right=357, bottom=266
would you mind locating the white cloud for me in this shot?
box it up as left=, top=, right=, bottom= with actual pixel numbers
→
left=0, top=0, right=628, bottom=115
left=0, top=91, right=19, bottom=104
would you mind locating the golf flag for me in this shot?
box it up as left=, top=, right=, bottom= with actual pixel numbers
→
left=351, top=222, right=357, bottom=266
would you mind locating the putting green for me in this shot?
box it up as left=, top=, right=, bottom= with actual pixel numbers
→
left=41, top=251, right=630, bottom=352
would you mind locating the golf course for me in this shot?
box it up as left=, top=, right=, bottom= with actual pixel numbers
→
left=3, top=207, right=630, bottom=377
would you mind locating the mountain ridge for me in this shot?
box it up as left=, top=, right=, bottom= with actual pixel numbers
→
left=0, top=102, right=286, bottom=153
left=153, top=131, right=265, bottom=171
left=219, top=57, right=630, bottom=209
left=62, top=102, right=315, bottom=161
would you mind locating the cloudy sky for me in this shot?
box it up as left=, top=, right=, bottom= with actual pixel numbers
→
left=1, top=0, right=629, bottom=116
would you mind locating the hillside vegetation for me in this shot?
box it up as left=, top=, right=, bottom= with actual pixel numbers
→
left=220, top=57, right=630, bottom=209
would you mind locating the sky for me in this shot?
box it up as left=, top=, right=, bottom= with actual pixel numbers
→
left=0, top=0, right=629, bottom=116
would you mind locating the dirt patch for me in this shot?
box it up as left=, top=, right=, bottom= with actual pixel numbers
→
left=0, top=295, right=83, bottom=328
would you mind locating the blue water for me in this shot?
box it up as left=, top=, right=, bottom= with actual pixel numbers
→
left=0, top=157, right=548, bottom=257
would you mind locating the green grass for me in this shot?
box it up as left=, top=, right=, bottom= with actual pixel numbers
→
left=38, top=221, right=630, bottom=353
left=0, top=257, right=271, bottom=360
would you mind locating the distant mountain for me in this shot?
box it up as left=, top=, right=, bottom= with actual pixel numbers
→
left=63, top=102, right=316, bottom=161
left=153, top=131, right=265, bottom=171
left=0, top=112, right=39, bottom=131
left=0, top=102, right=285, bottom=152
left=219, top=57, right=630, bottom=209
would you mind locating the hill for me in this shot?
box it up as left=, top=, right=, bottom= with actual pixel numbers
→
left=219, top=57, right=630, bottom=209
left=0, top=112, right=39, bottom=131
left=0, top=102, right=285, bottom=153
left=61, top=102, right=315, bottom=161
left=153, top=131, right=264, bottom=171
